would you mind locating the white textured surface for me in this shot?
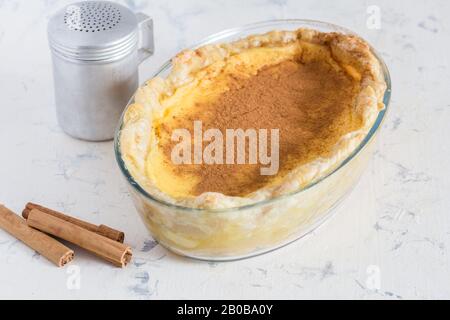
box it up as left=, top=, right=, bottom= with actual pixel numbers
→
left=0, top=0, right=449, bottom=299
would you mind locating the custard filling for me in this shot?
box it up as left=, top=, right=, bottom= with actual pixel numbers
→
left=143, top=44, right=361, bottom=199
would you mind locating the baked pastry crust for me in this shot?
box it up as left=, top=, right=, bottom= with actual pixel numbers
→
left=120, top=28, right=387, bottom=209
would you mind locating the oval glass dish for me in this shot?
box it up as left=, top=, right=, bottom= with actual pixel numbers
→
left=114, top=19, right=391, bottom=261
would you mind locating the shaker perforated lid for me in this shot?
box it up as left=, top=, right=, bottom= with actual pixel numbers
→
left=48, top=1, right=139, bottom=61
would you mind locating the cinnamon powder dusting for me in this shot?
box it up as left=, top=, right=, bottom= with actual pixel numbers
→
left=161, top=59, right=360, bottom=197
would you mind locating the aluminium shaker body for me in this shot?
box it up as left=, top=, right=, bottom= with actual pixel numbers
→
left=48, top=1, right=153, bottom=141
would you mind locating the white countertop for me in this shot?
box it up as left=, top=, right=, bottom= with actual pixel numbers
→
left=0, top=0, right=449, bottom=299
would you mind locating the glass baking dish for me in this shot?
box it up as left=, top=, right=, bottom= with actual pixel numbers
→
left=114, top=19, right=391, bottom=261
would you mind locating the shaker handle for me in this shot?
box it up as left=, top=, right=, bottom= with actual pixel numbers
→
left=136, top=12, right=154, bottom=64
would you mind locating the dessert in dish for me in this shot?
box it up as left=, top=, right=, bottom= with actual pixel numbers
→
left=116, top=22, right=389, bottom=260
left=120, top=28, right=386, bottom=209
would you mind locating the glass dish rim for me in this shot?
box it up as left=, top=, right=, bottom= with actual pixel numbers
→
left=114, top=18, right=392, bottom=213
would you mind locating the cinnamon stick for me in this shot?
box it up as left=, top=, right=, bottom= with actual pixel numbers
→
left=22, top=202, right=124, bottom=243
left=0, top=205, right=74, bottom=267
left=26, top=209, right=132, bottom=268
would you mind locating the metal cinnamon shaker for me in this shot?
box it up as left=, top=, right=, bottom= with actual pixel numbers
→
left=48, top=1, right=154, bottom=141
